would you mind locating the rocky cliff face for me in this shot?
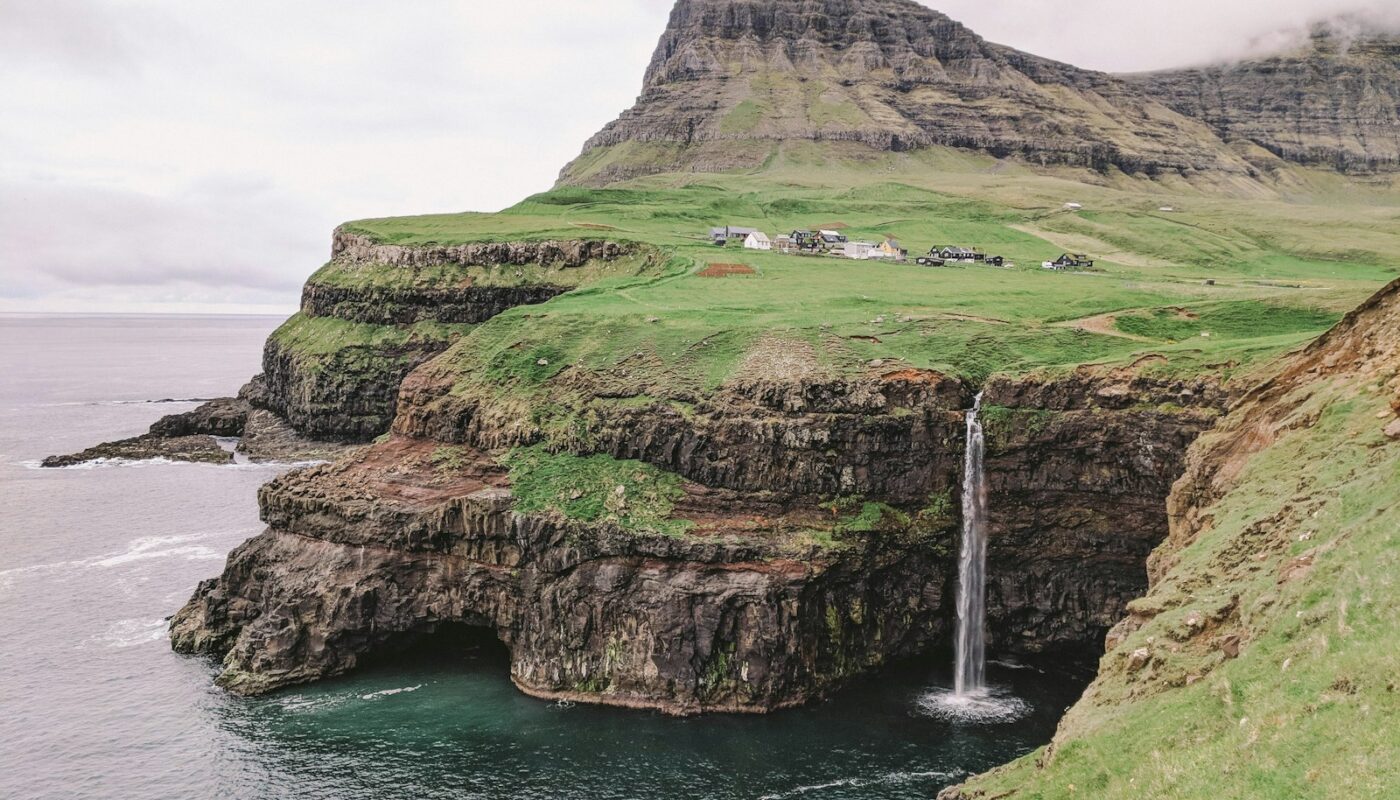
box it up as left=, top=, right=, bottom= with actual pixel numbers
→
left=170, top=438, right=956, bottom=713
left=393, top=367, right=972, bottom=504
left=329, top=230, right=637, bottom=270
left=173, top=360, right=1227, bottom=711
left=245, top=232, right=644, bottom=443
left=978, top=373, right=1228, bottom=654
left=1131, top=21, right=1400, bottom=175
left=559, top=0, right=1251, bottom=184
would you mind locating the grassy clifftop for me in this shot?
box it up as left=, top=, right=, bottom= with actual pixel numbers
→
left=332, top=155, right=1400, bottom=403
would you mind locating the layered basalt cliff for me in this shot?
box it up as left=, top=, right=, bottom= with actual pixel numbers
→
left=247, top=233, right=647, bottom=442
left=978, top=373, right=1228, bottom=654
left=329, top=230, right=637, bottom=269
left=170, top=438, right=957, bottom=713
left=173, top=357, right=1228, bottom=711
left=393, top=367, right=973, bottom=504
left=299, top=283, right=571, bottom=326
left=253, top=327, right=456, bottom=442
left=1131, top=22, right=1400, bottom=175
left=560, top=0, right=1251, bottom=184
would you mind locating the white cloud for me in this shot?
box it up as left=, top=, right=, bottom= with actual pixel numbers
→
left=0, top=0, right=1386, bottom=312
left=932, top=0, right=1400, bottom=71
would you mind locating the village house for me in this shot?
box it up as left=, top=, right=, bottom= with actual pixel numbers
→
left=1042, top=253, right=1095, bottom=270
left=710, top=226, right=757, bottom=245
left=843, top=241, right=877, bottom=260
left=819, top=230, right=849, bottom=247
left=933, top=245, right=979, bottom=263
left=790, top=230, right=828, bottom=251
left=878, top=239, right=908, bottom=261
left=744, top=231, right=772, bottom=251
left=774, top=234, right=796, bottom=254
left=985, top=255, right=1006, bottom=267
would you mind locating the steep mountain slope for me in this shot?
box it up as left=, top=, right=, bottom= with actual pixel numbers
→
left=559, top=0, right=1252, bottom=185
left=1132, top=20, right=1400, bottom=175
left=945, top=279, right=1400, bottom=797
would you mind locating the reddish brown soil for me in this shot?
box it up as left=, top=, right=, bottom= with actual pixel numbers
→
left=697, top=263, right=756, bottom=278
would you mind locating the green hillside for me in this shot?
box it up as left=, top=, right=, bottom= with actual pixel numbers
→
left=336, top=152, right=1400, bottom=399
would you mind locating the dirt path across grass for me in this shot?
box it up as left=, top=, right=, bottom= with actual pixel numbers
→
left=1053, top=312, right=1155, bottom=341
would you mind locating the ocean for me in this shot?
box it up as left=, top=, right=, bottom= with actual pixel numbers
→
left=0, top=314, right=1086, bottom=800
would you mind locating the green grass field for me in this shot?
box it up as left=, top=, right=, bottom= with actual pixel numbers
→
left=332, top=149, right=1398, bottom=395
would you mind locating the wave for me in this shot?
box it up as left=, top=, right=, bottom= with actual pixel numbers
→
left=360, top=685, right=423, bottom=700
left=0, top=531, right=247, bottom=592
left=37, top=398, right=215, bottom=408
left=277, top=694, right=351, bottom=714
left=277, top=684, right=424, bottom=714
left=222, top=459, right=330, bottom=471
left=21, top=457, right=179, bottom=470
left=758, top=770, right=964, bottom=799
left=92, top=534, right=226, bottom=568
left=988, top=659, right=1046, bottom=674
left=79, top=617, right=170, bottom=650
left=20, top=457, right=327, bottom=472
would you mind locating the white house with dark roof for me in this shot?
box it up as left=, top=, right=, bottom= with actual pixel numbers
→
left=709, top=225, right=757, bottom=244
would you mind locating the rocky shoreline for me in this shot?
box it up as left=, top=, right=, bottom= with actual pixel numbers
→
left=42, top=392, right=352, bottom=468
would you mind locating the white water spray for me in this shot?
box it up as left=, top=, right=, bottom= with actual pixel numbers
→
left=915, top=392, right=1029, bottom=723
left=954, top=392, right=989, bottom=697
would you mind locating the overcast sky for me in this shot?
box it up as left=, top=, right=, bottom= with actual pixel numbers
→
left=1, top=0, right=1390, bottom=314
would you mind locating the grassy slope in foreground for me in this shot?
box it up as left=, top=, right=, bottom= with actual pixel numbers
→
left=951, top=284, right=1400, bottom=799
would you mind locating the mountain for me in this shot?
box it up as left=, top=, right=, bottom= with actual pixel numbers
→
left=558, top=0, right=1252, bottom=185
left=1131, top=19, right=1400, bottom=175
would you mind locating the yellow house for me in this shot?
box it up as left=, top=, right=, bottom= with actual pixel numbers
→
left=878, top=239, right=907, bottom=261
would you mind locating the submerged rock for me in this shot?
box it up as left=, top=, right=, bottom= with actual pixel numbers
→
left=44, top=394, right=350, bottom=468
left=41, top=434, right=232, bottom=468
left=147, top=397, right=249, bottom=438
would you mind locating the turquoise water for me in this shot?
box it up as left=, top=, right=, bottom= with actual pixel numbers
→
left=0, top=314, right=1090, bottom=799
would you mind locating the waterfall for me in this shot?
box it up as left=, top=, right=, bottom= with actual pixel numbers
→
left=915, top=391, right=1029, bottom=722
left=953, top=392, right=989, bottom=697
